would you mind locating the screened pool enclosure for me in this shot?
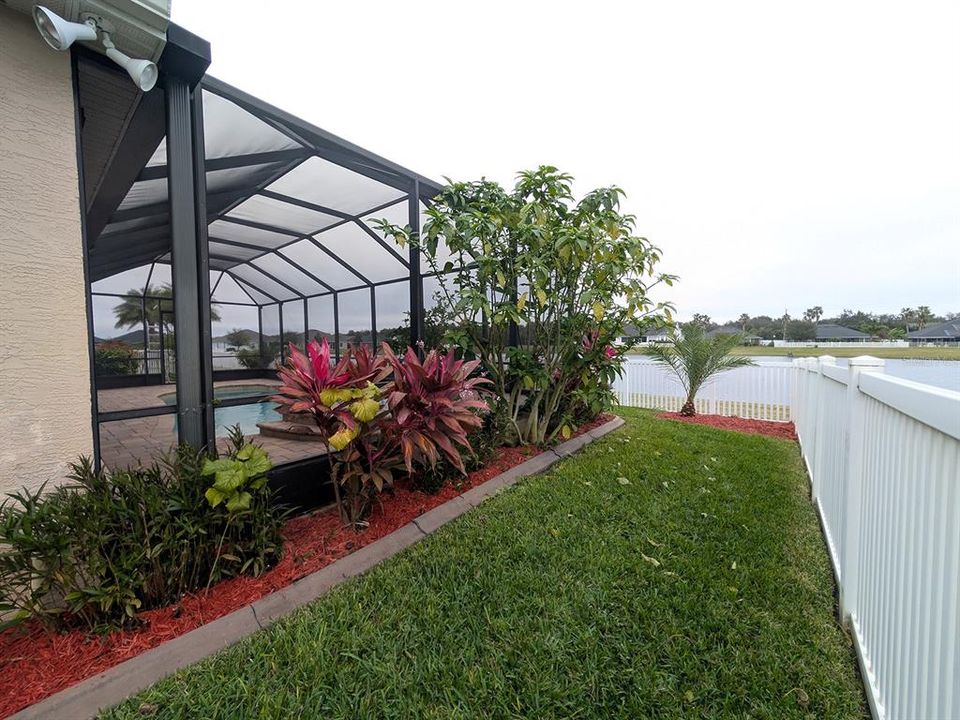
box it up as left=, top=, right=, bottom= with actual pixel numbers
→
left=80, top=37, right=448, bottom=470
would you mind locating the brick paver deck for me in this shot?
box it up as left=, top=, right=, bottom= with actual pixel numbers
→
left=97, top=380, right=325, bottom=470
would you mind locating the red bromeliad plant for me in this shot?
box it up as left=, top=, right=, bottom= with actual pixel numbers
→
left=272, top=339, right=396, bottom=525
left=381, top=345, right=491, bottom=474
left=273, top=338, right=491, bottom=527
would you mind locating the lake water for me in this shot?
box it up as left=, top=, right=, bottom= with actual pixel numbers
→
left=750, top=357, right=960, bottom=392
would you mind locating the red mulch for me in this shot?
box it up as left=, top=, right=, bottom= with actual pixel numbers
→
left=0, top=414, right=614, bottom=718
left=656, top=412, right=798, bottom=440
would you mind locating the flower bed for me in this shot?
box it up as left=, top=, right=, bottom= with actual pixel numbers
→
left=0, top=414, right=612, bottom=718
left=656, top=412, right=798, bottom=440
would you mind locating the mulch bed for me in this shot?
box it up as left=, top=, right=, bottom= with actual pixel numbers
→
left=656, top=412, right=798, bottom=440
left=0, top=413, right=613, bottom=718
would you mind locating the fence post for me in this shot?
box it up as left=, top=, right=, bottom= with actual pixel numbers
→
left=809, top=356, right=836, bottom=501
left=840, top=355, right=885, bottom=621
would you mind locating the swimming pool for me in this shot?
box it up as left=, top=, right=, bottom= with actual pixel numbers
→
left=214, top=401, right=281, bottom=436
left=162, top=384, right=282, bottom=436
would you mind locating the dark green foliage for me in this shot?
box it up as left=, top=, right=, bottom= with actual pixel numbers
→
left=375, top=167, right=675, bottom=445
left=0, top=432, right=284, bottom=632
left=103, top=410, right=867, bottom=719
left=94, top=341, right=140, bottom=376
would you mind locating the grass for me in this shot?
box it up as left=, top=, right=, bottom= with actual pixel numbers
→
left=631, top=345, right=959, bottom=360
left=103, top=409, right=867, bottom=719
left=735, top=345, right=959, bottom=360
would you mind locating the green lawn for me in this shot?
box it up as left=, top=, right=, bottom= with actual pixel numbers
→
left=104, top=409, right=866, bottom=719
left=737, top=345, right=960, bottom=360
left=631, top=345, right=959, bottom=360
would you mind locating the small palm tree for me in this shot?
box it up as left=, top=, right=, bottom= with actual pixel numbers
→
left=648, top=325, right=755, bottom=416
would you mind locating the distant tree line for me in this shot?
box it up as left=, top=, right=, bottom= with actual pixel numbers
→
left=686, top=306, right=957, bottom=341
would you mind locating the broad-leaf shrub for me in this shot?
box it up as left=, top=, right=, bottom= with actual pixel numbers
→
left=203, top=442, right=272, bottom=512
left=0, top=435, right=283, bottom=632
left=375, top=166, right=675, bottom=444
left=94, top=341, right=139, bottom=376
left=273, top=339, right=396, bottom=526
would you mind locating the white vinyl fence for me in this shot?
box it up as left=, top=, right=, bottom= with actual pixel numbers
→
left=615, top=355, right=960, bottom=719
left=612, top=358, right=795, bottom=421
left=794, top=357, right=960, bottom=720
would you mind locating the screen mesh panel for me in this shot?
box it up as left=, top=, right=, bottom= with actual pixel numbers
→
left=94, top=77, right=442, bottom=311
left=265, top=155, right=405, bottom=216
left=278, top=239, right=364, bottom=290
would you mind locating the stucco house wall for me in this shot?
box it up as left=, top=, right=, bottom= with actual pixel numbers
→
left=0, top=7, right=93, bottom=495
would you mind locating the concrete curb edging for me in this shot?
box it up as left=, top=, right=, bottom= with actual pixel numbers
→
left=10, top=415, right=625, bottom=720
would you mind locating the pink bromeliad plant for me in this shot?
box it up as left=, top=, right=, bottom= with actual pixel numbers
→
left=273, top=338, right=490, bottom=527
left=273, top=338, right=394, bottom=525
left=381, top=345, right=491, bottom=474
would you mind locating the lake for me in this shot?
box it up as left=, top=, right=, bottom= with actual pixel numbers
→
left=750, top=357, right=960, bottom=392
left=626, top=355, right=959, bottom=392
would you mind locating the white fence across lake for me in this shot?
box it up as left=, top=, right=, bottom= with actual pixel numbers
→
left=615, top=356, right=960, bottom=719
left=612, top=358, right=795, bottom=421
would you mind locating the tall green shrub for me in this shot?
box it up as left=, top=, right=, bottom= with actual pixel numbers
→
left=375, top=166, right=674, bottom=444
left=94, top=341, right=140, bottom=375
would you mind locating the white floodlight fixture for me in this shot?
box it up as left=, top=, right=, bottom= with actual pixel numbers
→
left=32, top=6, right=159, bottom=92
left=100, top=32, right=159, bottom=92
left=33, top=5, right=97, bottom=51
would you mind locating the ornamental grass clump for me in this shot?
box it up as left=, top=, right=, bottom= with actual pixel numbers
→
left=273, top=338, right=490, bottom=527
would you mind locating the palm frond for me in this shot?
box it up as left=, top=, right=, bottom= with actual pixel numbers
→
left=648, top=325, right=756, bottom=407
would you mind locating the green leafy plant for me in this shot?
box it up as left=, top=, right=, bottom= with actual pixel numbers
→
left=374, top=166, right=674, bottom=444
left=647, top=324, right=755, bottom=416
left=94, top=341, right=140, bottom=376
left=0, top=437, right=283, bottom=632
left=203, top=443, right=272, bottom=512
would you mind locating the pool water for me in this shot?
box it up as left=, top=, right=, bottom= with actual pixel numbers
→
left=213, top=385, right=281, bottom=436
left=164, top=385, right=283, bottom=437
left=215, top=402, right=281, bottom=437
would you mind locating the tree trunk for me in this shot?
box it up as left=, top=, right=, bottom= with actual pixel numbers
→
left=680, top=398, right=697, bottom=417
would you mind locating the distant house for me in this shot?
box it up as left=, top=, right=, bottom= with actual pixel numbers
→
left=816, top=324, right=871, bottom=342
left=616, top=324, right=673, bottom=346
left=907, top=321, right=960, bottom=345
left=705, top=325, right=762, bottom=345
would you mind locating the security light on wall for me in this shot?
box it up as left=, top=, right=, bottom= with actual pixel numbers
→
left=32, top=5, right=158, bottom=92
left=33, top=6, right=97, bottom=50
left=100, top=32, right=158, bottom=92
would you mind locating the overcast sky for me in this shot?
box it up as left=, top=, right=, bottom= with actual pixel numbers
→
left=170, top=0, right=958, bottom=325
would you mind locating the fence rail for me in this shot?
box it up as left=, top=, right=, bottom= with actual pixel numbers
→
left=794, top=357, right=960, bottom=720
left=616, top=355, right=960, bottom=719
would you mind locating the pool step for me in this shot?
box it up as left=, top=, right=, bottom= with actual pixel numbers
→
left=257, top=421, right=324, bottom=442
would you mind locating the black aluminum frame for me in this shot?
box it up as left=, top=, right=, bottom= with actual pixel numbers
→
left=81, top=27, right=441, bottom=463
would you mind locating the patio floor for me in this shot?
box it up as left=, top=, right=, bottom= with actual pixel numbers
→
left=97, top=380, right=325, bottom=470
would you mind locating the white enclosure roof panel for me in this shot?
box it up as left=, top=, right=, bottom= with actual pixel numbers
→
left=201, top=90, right=301, bottom=160
left=208, top=219, right=293, bottom=249
left=278, top=239, right=364, bottom=291
left=227, top=194, right=340, bottom=235
left=264, top=156, right=405, bottom=216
